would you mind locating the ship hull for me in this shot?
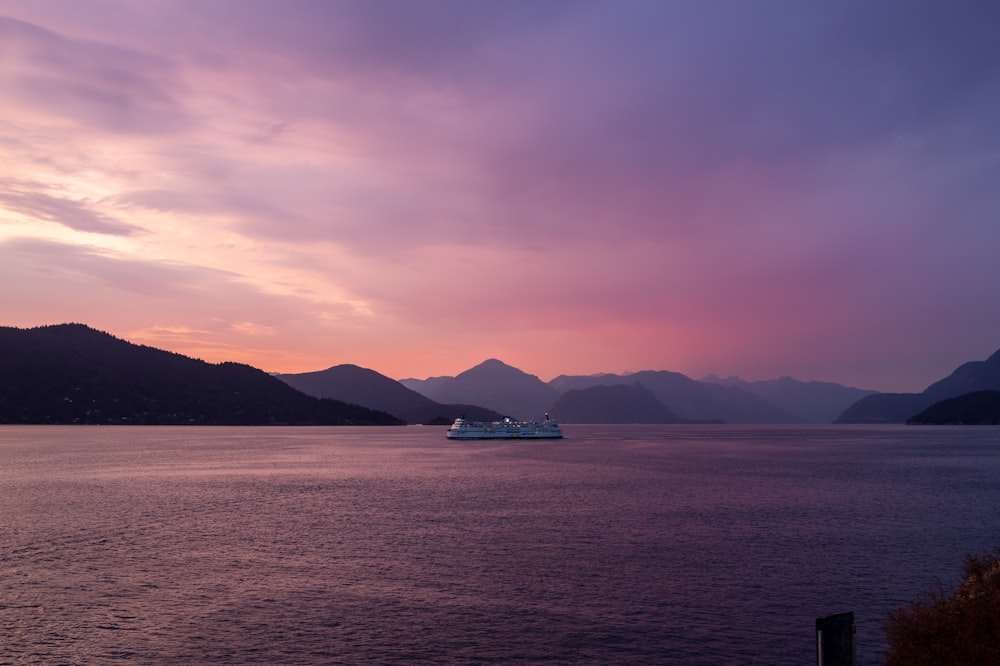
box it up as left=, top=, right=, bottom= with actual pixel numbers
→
left=446, top=431, right=563, bottom=440
left=446, top=416, right=563, bottom=440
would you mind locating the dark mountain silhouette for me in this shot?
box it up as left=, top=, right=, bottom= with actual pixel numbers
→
left=550, top=370, right=796, bottom=423
left=276, top=364, right=501, bottom=425
left=701, top=375, right=878, bottom=423
left=420, top=359, right=560, bottom=420
left=278, top=364, right=434, bottom=415
left=550, top=383, right=687, bottom=423
left=0, top=324, right=401, bottom=425
left=907, top=391, right=1000, bottom=425
left=923, top=349, right=1000, bottom=401
left=836, top=349, right=1000, bottom=423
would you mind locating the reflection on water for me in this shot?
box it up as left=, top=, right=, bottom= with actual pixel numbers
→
left=1, top=425, right=998, bottom=664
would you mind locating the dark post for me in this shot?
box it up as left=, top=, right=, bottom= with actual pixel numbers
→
left=816, top=612, right=855, bottom=666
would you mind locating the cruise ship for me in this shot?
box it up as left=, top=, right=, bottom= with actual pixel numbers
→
left=446, top=414, right=564, bottom=440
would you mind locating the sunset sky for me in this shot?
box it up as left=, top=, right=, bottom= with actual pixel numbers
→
left=2, top=1, right=998, bottom=392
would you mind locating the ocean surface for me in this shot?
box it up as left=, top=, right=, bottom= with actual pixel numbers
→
left=1, top=424, right=998, bottom=665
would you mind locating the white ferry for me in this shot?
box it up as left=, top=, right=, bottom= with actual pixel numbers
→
left=446, top=414, right=564, bottom=440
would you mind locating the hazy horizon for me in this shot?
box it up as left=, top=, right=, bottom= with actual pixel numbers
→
left=2, top=1, right=999, bottom=393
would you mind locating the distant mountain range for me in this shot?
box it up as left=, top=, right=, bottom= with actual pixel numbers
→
left=701, top=375, right=879, bottom=423
left=4, top=323, right=997, bottom=426
left=400, top=354, right=1000, bottom=425
left=835, top=349, right=1000, bottom=424
left=550, top=370, right=802, bottom=424
left=549, top=383, right=688, bottom=424
left=401, top=359, right=873, bottom=424
left=276, top=365, right=502, bottom=425
left=0, top=324, right=401, bottom=425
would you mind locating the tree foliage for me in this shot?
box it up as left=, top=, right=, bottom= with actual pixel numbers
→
left=884, top=548, right=1000, bottom=665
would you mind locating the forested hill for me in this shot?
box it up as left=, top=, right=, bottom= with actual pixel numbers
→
left=0, top=324, right=402, bottom=425
left=907, top=391, right=1000, bottom=425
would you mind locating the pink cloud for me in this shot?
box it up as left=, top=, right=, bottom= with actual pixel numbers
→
left=1, top=1, right=999, bottom=391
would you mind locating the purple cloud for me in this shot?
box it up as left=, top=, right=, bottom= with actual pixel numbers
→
left=0, top=16, right=187, bottom=135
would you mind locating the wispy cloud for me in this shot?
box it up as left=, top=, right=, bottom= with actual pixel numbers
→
left=0, top=180, right=140, bottom=235
left=0, top=16, right=187, bottom=134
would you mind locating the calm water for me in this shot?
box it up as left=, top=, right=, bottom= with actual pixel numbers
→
left=1, top=425, right=998, bottom=665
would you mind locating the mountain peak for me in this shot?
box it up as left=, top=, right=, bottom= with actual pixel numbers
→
left=459, top=358, right=534, bottom=380
left=426, top=359, right=558, bottom=420
left=474, top=358, right=515, bottom=370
